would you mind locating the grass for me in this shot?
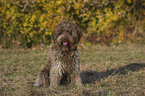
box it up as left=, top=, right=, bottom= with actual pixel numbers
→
left=0, top=44, right=145, bottom=96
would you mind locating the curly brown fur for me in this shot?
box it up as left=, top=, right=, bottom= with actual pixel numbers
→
left=34, top=21, right=82, bottom=88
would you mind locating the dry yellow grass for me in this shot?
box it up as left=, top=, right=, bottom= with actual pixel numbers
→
left=0, top=44, right=145, bottom=96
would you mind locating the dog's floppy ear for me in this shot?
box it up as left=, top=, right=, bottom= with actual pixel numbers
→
left=51, top=30, right=56, bottom=43
left=51, top=22, right=63, bottom=43
left=72, top=22, right=82, bottom=44
left=77, top=26, right=83, bottom=43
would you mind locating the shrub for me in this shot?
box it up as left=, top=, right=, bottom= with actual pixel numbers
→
left=0, top=0, right=144, bottom=48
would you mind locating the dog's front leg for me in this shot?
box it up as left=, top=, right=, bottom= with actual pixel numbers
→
left=68, top=70, right=82, bottom=88
left=49, top=66, right=62, bottom=88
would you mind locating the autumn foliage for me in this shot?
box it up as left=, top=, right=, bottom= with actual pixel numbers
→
left=0, top=0, right=145, bottom=48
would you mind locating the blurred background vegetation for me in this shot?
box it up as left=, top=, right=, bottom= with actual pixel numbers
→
left=0, top=0, right=145, bottom=48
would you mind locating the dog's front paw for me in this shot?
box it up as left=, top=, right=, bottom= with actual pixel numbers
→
left=34, top=78, right=41, bottom=87
left=34, top=83, right=40, bottom=87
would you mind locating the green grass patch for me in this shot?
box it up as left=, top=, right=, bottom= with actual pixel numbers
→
left=0, top=44, right=145, bottom=95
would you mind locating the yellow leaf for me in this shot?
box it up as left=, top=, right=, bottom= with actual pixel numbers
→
left=29, top=32, right=33, bottom=38
left=103, top=1, right=105, bottom=4
left=119, top=30, right=124, bottom=40
left=45, top=32, right=49, bottom=35
left=56, top=1, right=62, bottom=5
left=127, top=0, right=132, bottom=4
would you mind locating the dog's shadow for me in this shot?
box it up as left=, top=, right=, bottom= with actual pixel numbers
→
left=80, top=63, right=145, bottom=84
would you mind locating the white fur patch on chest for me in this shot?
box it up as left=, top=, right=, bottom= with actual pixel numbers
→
left=51, top=60, right=65, bottom=77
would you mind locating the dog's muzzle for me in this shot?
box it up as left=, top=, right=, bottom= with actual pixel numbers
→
left=56, top=34, right=74, bottom=51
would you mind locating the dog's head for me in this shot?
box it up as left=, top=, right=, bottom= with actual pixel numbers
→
left=51, top=21, right=82, bottom=52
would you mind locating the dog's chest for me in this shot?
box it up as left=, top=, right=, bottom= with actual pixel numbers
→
left=55, top=51, right=78, bottom=71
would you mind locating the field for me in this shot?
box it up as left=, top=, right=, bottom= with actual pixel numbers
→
left=0, top=44, right=145, bottom=96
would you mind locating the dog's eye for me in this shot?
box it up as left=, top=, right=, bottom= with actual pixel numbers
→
left=69, top=31, right=72, bottom=35
left=58, top=31, right=62, bottom=36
